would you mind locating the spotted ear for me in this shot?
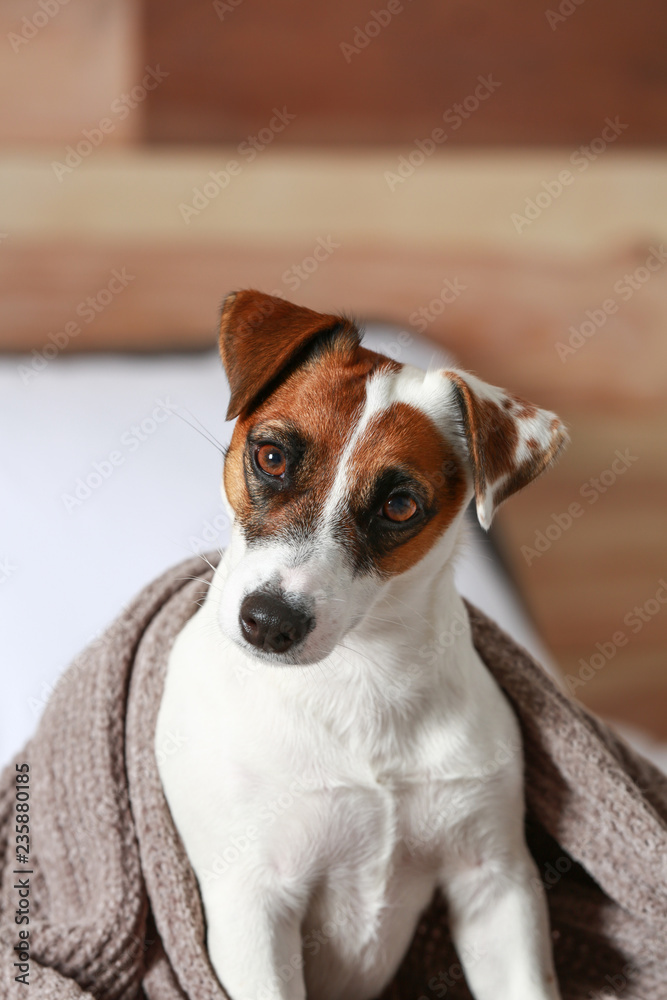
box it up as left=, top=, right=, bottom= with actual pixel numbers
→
left=219, top=290, right=358, bottom=420
left=443, top=368, right=568, bottom=530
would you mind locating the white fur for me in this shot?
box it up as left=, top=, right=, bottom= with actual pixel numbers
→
left=156, top=364, right=561, bottom=1000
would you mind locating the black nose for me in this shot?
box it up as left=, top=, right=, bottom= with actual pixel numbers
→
left=239, top=592, right=313, bottom=654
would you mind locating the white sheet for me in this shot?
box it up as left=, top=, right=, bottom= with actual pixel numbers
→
left=0, top=327, right=571, bottom=770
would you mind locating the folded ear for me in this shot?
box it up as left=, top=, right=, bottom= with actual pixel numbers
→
left=219, top=290, right=357, bottom=420
left=444, top=368, right=568, bottom=530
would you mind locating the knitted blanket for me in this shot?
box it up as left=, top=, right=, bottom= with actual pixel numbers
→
left=1, top=554, right=666, bottom=1000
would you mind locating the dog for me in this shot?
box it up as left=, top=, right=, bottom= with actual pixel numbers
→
left=156, top=290, right=567, bottom=1000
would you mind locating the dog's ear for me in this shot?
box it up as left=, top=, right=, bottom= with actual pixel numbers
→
left=443, top=368, right=568, bottom=530
left=220, top=290, right=356, bottom=420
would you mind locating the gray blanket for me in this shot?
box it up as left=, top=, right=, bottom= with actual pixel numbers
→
left=1, top=553, right=666, bottom=999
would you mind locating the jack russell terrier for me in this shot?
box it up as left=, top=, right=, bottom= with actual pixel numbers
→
left=157, top=290, right=567, bottom=1000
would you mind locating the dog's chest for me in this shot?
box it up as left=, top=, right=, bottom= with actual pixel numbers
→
left=158, top=604, right=518, bottom=998
left=206, top=710, right=473, bottom=948
left=160, top=609, right=491, bottom=882
left=210, top=687, right=467, bottom=877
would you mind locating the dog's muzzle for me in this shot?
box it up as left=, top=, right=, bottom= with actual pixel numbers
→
left=239, top=591, right=314, bottom=655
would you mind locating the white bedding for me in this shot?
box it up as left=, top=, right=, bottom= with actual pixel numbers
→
left=0, top=327, right=593, bottom=770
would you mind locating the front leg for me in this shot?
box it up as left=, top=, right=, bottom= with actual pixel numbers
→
left=441, top=853, right=561, bottom=1000
left=203, top=872, right=307, bottom=1000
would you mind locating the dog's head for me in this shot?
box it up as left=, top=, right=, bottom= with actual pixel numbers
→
left=216, top=290, right=567, bottom=665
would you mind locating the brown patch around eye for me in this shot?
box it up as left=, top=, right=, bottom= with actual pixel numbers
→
left=346, top=403, right=468, bottom=576
left=256, top=444, right=286, bottom=477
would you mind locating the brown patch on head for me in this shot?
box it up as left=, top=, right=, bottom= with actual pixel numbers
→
left=220, top=293, right=566, bottom=576
left=224, top=346, right=465, bottom=579
left=223, top=342, right=400, bottom=544
left=340, top=403, right=467, bottom=576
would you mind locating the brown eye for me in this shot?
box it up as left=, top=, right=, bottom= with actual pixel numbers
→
left=255, top=444, right=286, bottom=477
left=381, top=494, right=418, bottom=522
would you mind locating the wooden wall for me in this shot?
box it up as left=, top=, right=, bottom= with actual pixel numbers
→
left=143, top=0, right=667, bottom=145
left=1, top=0, right=665, bottom=739
left=0, top=0, right=139, bottom=143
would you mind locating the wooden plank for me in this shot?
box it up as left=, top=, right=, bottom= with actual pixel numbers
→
left=2, top=150, right=667, bottom=411
left=552, top=647, right=667, bottom=739
left=0, top=0, right=140, bottom=143
left=497, top=473, right=667, bottom=647
left=3, top=149, right=667, bottom=252
left=143, top=0, right=667, bottom=145
left=3, top=237, right=667, bottom=414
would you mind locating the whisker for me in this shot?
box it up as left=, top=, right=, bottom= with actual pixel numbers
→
left=173, top=409, right=226, bottom=456
left=180, top=405, right=228, bottom=454
left=198, top=551, right=220, bottom=575
left=325, top=596, right=421, bottom=633
left=337, top=642, right=387, bottom=673
left=360, top=614, right=422, bottom=634
left=176, top=575, right=212, bottom=587
left=381, top=592, right=432, bottom=629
